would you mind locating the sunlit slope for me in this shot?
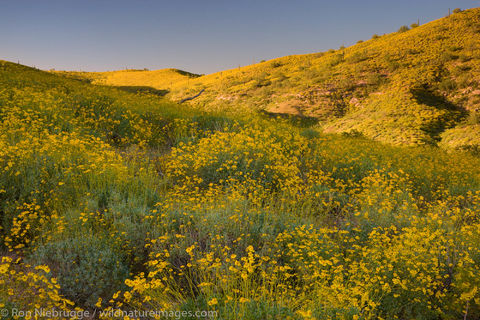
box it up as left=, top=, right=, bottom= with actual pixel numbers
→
left=1, top=61, right=228, bottom=152
left=165, top=8, right=480, bottom=147
left=50, top=8, right=480, bottom=148
left=54, top=68, right=200, bottom=92
left=4, top=59, right=480, bottom=317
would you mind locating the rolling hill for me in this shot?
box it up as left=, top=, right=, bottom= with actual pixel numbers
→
left=170, top=8, right=480, bottom=147
left=57, top=8, right=480, bottom=149
left=54, top=68, right=200, bottom=95
left=3, top=22, right=480, bottom=317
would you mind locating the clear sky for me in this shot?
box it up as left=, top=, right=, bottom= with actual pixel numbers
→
left=1, top=0, right=478, bottom=74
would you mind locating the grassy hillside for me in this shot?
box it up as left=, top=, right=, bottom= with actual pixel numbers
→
left=168, top=8, right=479, bottom=147
left=3, top=58, right=480, bottom=319
left=64, top=8, right=480, bottom=148
left=54, top=68, right=200, bottom=95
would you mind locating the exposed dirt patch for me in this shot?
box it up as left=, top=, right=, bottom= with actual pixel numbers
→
left=267, top=100, right=304, bottom=116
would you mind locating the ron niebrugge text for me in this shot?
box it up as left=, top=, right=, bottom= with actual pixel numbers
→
left=5, top=308, right=218, bottom=319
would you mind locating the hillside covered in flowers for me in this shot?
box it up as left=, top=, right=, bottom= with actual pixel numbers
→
left=60, top=8, right=480, bottom=149
left=2, top=7, right=480, bottom=320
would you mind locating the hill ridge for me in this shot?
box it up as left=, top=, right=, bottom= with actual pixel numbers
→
left=53, top=7, right=480, bottom=149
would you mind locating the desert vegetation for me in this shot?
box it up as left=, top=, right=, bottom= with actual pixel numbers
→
left=2, top=6, right=480, bottom=320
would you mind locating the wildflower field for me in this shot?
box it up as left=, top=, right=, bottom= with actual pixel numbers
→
left=2, top=7, right=480, bottom=320
left=2, top=57, right=480, bottom=319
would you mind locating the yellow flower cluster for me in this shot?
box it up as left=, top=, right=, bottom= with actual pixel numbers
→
left=0, top=256, right=80, bottom=316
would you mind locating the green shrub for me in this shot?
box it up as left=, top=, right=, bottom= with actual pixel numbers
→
left=437, top=78, right=457, bottom=92
left=398, top=25, right=410, bottom=33
left=300, top=128, right=320, bottom=139
left=447, top=45, right=463, bottom=52
left=407, top=48, right=420, bottom=55
left=270, top=61, right=282, bottom=68
left=456, top=74, right=472, bottom=88
left=347, top=51, right=369, bottom=63
left=455, top=64, right=472, bottom=73
left=466, top=112, right=480, bottom=125
left=341, top=129, right=365, bottom=138
left=458, top=54, right=472, bottom=63
left=30, top=236, right=130, bottom=308
left=453, top=8, right=462, bottom=14
left=366, top=73, right=387, bottom=87
left=438, top=51, right=459, bottom=63
left=384, top=55, right=400, bottom=71
left=328, top=54, right=344, bottom=67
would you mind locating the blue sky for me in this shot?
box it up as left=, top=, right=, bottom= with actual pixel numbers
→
left=1, top=0, right=477, bottom=74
